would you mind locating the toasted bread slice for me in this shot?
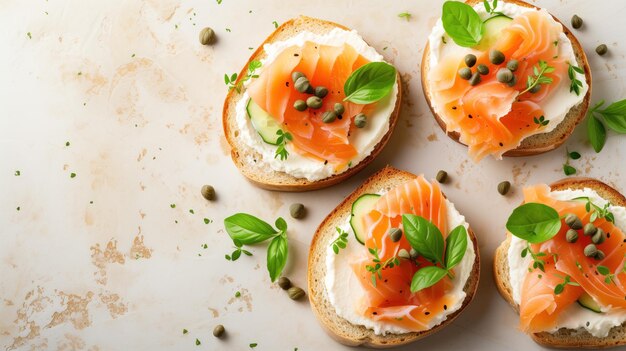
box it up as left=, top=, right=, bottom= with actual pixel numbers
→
left=421, top=0, right=592, bottom=157
left=307, top=166, right=480, bottom=347
left=222, top=16, right=402, bottom=191
left=494, top=177, right=626, bottom=348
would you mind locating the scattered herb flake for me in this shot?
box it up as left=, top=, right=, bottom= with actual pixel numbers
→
left=225, top=28, right=231, bottom=32
left=27, top=32, right=32, bottom=39
left=170, top=204, right=176, bottom=208
left=235, top=291, right=241, bottom=298
left=183, top=329, right=188, bottom=334
left=250, top=343, right=258, bottom=349
left=70, top=172, right=76, bottom=178
left=398, top=12, right=411, bottom=20
left=203, top=218, right=211, bottom=224
left=272, top=21, right=279, bottom=28
left=189, top=209, right=195, bottom=214
left=14, top=170, right=20, bottom=176
left=195, top=338, right=201, bottom=346
left=65, top=141, right=70, bottom=146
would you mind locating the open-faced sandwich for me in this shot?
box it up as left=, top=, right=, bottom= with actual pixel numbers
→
left=422, top=0, right=591, bottom=161
left=495, top=178, right=626, bottom=348
left=308, top=166, right=479, bottom=347
left=223, top=16, right=401, bottom=191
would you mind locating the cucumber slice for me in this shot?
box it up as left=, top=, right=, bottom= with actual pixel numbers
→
left=246, top=99, right=282, bottom=145
left=476, top=15, right=513, bottom=51
left=350, top=194, right=381, bottom=244
left=577, top=292, right=602, bottom=313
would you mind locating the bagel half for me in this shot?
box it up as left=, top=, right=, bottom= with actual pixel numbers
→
left=421, top=0, right=592, bottom=157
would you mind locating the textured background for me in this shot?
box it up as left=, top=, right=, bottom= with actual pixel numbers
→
left=1, top=0, right=625, bottom=350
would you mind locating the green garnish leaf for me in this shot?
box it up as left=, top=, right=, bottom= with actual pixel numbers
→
left=410, top=266, right=448, bottom=292
left=563, top=164, right=576, bottom=176
left=274, top=129, right=292, bottom=161
left=533, top=115, right=549, bottom=127
left=331, top=227, right=349, bottom=254
left=343, top=62, right=396, bottom=104
left=225, top=60, right=262, bottom=93
left=272, top=21, right=279, bottom=28
left=195, top=338, right=201, bottom=346
left=569, top=151, right=581, bottom=159
left=587, top=114, right=607, bottom=153
left=521, top=60, right=554, bottom=95
left=402, top=214, right=444, bottom=265
left=398, top=12, right=411, bottom=20
left=267, top=233, right=288, bottom=282
left=441, top=1, right=484, bottom=47
left=505, top=203, right=561, bottom=243
left=444, top=225, right=468, bottom=269
left=597, top=99, right=626, bottom=134
left=567, top=62, right=584, bottom=96
left=224, top=213, right=278, bottom=245
left=554, top=274, right=579, bottom=295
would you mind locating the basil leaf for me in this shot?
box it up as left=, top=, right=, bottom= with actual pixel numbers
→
left=267, top=234, right=288, bottom=282
left=444, top=225, right=468, bottom=269
left=224, top=213, right=278, bottom=245
left=598, top=99, right=626, bottom=133
left=402, top=214, right=444, bottom=264
left=275, top=217, right=287, bottom=232
left=343, top=62, right=396, bottom=104
left=410, top=266, right=448, bottom=292
left=587, top=115, right=606, bottom=153
left=505, top=203, right=561, bottom=243
left=442, top=1, right=484, bottom=47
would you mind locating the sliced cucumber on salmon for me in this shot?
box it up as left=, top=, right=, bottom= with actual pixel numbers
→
left=577, top=292, right=602, bottom=313
left=476, top=15, right=513, bottom=51
left=350, top=194, right=380, bottom=244
left=246, top=99, right=282, bottom=145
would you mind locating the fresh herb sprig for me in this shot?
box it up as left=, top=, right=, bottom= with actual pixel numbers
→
left=563, top=149, right=580, bottom=176
left=483, top=0, right=505, bottom=18
left=572, top=197, right=615, bottom=223
left=585, top=99, right=626, bottom=152
left=533, top=115, right=549, bottom=127
left=521, top=241, right=547, bottom=272
left=274, top=130, right=292, bottom=160
left=567, top=62, right=584, bottom=96
left=343, top=62, right=396, bottom=104
left=225, top=240, right=253, bottom=261
left=224, top=213, right=289, bottom=281
left=520, top=60, right=555, bottom=95
left=225, top=60, right=262, bottom=93
left=330, top=227, right=349, bottom=254
left=554, top=274, right=580, bottom=294
left=598, top=264, right=626, bottom=284
left=365, top=247, right=400, bottom=287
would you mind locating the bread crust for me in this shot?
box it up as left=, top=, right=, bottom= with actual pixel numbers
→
left=222, top=16, right=402, bottom=191
left=494, top=177, right=626, bottom=348
left=307, top=166, right=480, bottom=348
left=420, top=0, right=592, bottom=157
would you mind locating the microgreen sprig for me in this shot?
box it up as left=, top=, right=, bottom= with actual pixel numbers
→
left=225, top=240, right=253, bottom=261
left=483, top=0, right=505, bottom=18
left=225, top=60, right=262, bottom=93
left=563, top=148, right=580, bottom=176
left=274, top=129, right=293, bottom=161
left=521, top=241, right=547, bottom=272
left=330, top=227, right=349, bottom=254
left=572, top=196, right=615, bottom=223
left=533, top=115, right=549, bottom=127
left=520, top=60, right=555, bottom=95
left=554, top=274, right=580, bottom=295
left=598, top=263, right=626, bottom=284
left=365, top=247, right=400, bottom=287
left=567, top=62, right=584, bottom=96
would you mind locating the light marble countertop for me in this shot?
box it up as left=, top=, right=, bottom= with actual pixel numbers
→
left=1, top=0, right=625, bottom=350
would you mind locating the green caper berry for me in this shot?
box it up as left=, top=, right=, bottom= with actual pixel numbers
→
left=507, top=75, right=518, bottom=87
left=497, top=181, right=511, bottom=195
left=596, top=44, right=608, bottom=56
left=436, top=170, right=448, bottom=183
left=322, top=111, right=337, bottom=123
left=476, top=64, right=489, bottom=75
left=293, top=100, right=307, bottom=111
left=564, top=213, right=583, bottom=230
left=595, top=250, right=606, bottom=260
left=306, top=96, right=323, bottom=109
left=464, top=54, right=477, bottom=68
left=398, top=249, right=410, bottom=260
left=584, top=244, right=598, bottom=258
left=199, top=27, right=217, bottom=45
left=290, top=203, right=305, bottom=219
left=506, top=60, right=519, bottom=72
left=571, top=15, right=583, bottom=29
left=354, top=113, right=367, bottom=128
left=294, top=76, right=311, bottom=93
left=489, top=50, right=505, bottom=65
left=592, top=228, right=606, bottom=244
left=409, top=248, right=418, bottom=259
left=213, top=324, right=225, bottom=338
left=333, top=103, right=345, bottom=116
left=278, top=276, right=291, bottom=290
left=389, top=228, right=403, bottom=242
left=583, top=222, right=597, bottom=236
left=287, top=286, right=305, bottom=300
left=566, top=229, right=578, bottom=243
left=529, top=84, right=541, bottom=94
left=458, top=67, right=472, bottom=80
left=469, top=71, right=482, bottom=86
left=496, top=68, right=513, bottom=83
left=291, top=71, right=305, bottom=82
left=201, top=185, right=216, bottom=201
left=315, top=86, right=329, bottom=98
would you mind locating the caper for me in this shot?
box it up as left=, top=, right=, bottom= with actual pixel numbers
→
left=566, top=229, right=579, bottom=243
left=354, top=113, right=367, bottom=128
left=409, top=248, right=419, bottom=259
left=398, top=249, right=410, bottom=260
left=496, top=68, right=513, bottom=83
left=458, top=67, right=472, bottom=80
left=322, top=111, right=337, bottom=123
left=592, top=228, right=606, bottom=244
left=564, top=213, right=583, bottom=230
left=435, top=170, right=447, bottom=184
left=489, top=50, right=505, bottom=65
left=469, top=71, right=482, bottom=86
left=464, top=54, right=477, bottom=68
left=333, top=103, right=345, bottom=116
left=583, top=222, right=597, bottom=236
left=315, top=86, right=329, bottom=98
left=293, top=100, right=307, bottom=111
left=201, top=185, right=216, bottom=201
left=278, top=276, right=291, bottom=290
left=295, top=76, right=311, bottom=93
left=389, top=228, right=403, bottom=242
left=199, top=27, right=217, bottom=45
left=292, top=71, right=305, bottom=82
left=213, top=324, right=225, bottom=338
left=290, top=203, right=305, bottom=219
left=584, top=244, right=598, bottom=258
left=595, top=250, right=606, bottom=260
left=571, top=15, right=583, bottom=29
left=506, top=59, right=519, bottom=72
left=497, top=181, right=511, bottom=195
left=596, top=44, right=608, bottom=56
left=528, top=84, right=541, bottom=94
left=287, top=286, right=305, bottom=300
left=476, top=64, right=489, bottom=75
left=306, top=96, right=323, bottom=109
left=507, top=75, right=518, bottom=87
